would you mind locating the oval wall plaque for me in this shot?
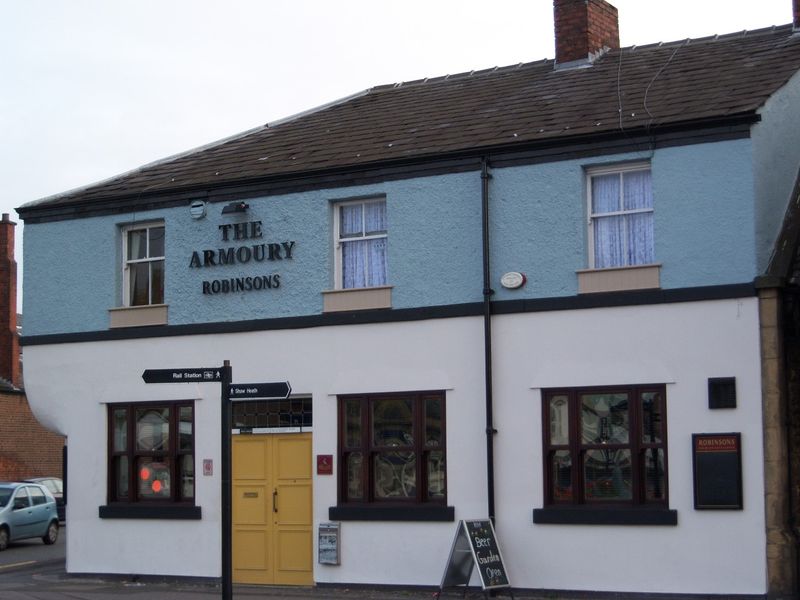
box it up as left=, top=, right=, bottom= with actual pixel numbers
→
left=500, top=272, right=526, bottom=289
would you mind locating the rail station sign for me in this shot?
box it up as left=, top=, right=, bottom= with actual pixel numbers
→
left=142, top=368, right=222, bottom=383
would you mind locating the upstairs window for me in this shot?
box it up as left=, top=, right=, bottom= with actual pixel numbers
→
left=123, top=222, right=165, bottom=306
left=588, top=165, right=653, bottom=269
left=334, top=199, right=387, bottom=289
left=543, top=385, right=668, bottom=507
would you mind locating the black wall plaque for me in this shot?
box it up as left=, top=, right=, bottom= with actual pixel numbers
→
left=692, top=433, right=743, bottom=509
left=708, top=377, right=737, bottom=409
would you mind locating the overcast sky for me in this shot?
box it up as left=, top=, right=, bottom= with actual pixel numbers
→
left=1, top=0, right=795, bottom=307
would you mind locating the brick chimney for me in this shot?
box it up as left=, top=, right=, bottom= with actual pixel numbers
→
left=0, top=213, right=20, bottom=388
left=554, top=0, right=620, bottom=65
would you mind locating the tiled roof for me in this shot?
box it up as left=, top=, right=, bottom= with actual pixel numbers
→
left=19, top=24, right=800, bottom=215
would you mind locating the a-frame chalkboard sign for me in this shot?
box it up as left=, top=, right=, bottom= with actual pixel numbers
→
left=436, top=519, right=514, bottom=599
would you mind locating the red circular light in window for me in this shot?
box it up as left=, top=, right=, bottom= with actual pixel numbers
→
left=140, top=467, right=151, bottom=481
left=152, top=480, right=162, bottom=493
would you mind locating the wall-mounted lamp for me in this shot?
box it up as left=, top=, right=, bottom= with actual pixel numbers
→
left=189, top=200, right=207, bottom=219
left=221, top=201, right=249, bottom=215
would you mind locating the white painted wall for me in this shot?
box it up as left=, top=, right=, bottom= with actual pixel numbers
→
left=492, top=298, right=765, bottom=594
left=22, top=297, right=766, bottom=594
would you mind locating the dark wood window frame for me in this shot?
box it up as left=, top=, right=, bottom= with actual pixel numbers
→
left=100, top=400, right=201, bottom=520
left=329, top=391, right=454, bottom=522
left=534, top=384, right=677, bottom=526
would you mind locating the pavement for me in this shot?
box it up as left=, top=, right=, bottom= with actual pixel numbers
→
left=0, top=558, right=562, bottom=600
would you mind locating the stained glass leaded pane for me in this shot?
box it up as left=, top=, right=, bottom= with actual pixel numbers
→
left=427, top=450, right=445, bottom=499
left=374, top=451, right=416, bottom=498
left=425, top=397, right=442, bottom=447
left=641, top=392, right=664, bottom=444
left=372, top=398, right=413, bottom=447
left=584, top=449, right=632, bottom=501
left=115, top=456, right=129, bottom=499
left=346, top=453, right=363, bottom=501
left=137, top=457, right=171, bottom=499
left=551, top=450, right=572, bottom=501
left=549, top=395, right=569, bottom=445
left=113, top=408, right=127, bottom=452
left=179, top=407, right=192, bottom=451
left=345, top=399, right=361, bottom=448
left=644, top=448, right=666, bottom=501
left=136, top=408, right=169, bottom=451
left=180, top=454, right=194, bottom=500
left=581, top=393, right=629, bottom=444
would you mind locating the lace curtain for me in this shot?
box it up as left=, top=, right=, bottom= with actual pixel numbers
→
left=592, top=170, right=653, bottom=268
left=341, top=201, right=387, bottom=288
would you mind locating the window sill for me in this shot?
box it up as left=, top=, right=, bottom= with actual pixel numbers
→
left=108, top=304, right=168, bottom=328
left=99, top=504, right=201, bottom=520
left=329, top=504, right=454, bottom=521
left=576, top=264, right=661, bottom=294
left=533, top=506, right=677, bottom=526
left=322, top=286, right=392, bottom=313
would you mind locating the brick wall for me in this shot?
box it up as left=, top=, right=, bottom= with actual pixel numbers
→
left=554, top=0, right=620, bottom=64
left=0, top=390, right=63, bottom=480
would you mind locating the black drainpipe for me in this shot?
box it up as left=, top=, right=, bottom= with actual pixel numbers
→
left=481, top=156, right=497, bottom=522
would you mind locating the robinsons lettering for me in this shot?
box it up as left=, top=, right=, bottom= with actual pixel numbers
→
left=189, top=219, right=296, bottom=295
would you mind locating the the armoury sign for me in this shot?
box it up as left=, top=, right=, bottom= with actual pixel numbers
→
left=188, top=220, right=296, bottom=295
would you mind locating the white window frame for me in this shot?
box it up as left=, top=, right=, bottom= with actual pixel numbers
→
left=586, top=162, right=653, bottom=269
left=333, top=197, right=387, bottom=290
left=121, top=221, right=165, bottom=307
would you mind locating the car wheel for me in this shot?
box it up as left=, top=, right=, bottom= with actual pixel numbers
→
left=0, top=527, right=8, bottom=551
left=42, top=521, right=58, bottom=545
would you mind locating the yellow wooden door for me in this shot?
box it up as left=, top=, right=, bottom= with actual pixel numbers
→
left=232, top=433, right=313, bottom=585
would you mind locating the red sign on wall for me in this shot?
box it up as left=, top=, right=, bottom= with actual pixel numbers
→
left=317, top=454, right=333, bottom=475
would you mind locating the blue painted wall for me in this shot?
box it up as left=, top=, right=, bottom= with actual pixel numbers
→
left=23, top=138, right=760, bottom=336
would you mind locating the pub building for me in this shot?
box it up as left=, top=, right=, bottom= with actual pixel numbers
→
left=17, top=1, right=800, bottom=596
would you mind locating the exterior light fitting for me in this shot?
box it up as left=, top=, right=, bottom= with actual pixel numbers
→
left=222, top=201, right=249, bottom=215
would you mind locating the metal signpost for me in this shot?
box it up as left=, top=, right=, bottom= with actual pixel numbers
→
left=142, top=363, right=291, bottom=600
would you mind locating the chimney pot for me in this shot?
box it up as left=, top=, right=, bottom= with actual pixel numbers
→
left=554, top=0, right=620, bottom=65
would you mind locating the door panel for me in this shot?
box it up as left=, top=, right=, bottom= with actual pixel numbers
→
left=233, top=529, right=269, bottom=571
left=233, top=433, right=312, bottom=586
left=275, top=484, right=312, bottom=525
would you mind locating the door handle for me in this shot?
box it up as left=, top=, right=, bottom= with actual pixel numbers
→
left=272, top=489, right=278, bottom=513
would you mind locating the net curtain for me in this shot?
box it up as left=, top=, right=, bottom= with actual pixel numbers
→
left=591, top=170, right=653, bottom=268
left=341, top=202, right=388, bottom=288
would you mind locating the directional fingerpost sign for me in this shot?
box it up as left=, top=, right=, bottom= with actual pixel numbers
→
left=142, top=362, right=236, bottom=600
left=141, top=368, right=223, bottom=383
left=228, top=381, right=292, bottom=400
